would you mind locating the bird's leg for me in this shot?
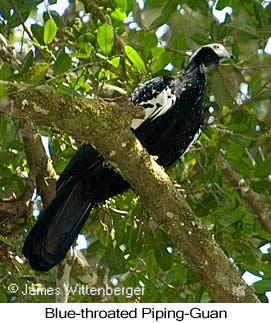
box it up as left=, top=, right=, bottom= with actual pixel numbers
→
left=173, top=181, right=185, bottom=193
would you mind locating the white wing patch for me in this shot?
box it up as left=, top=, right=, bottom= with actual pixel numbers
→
left=131, top=86, right=176, bottom=130
left=183, top=127, right=202, bottom=155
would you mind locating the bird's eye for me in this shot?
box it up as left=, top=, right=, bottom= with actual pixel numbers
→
left=213, top=45, right=220, bottom=49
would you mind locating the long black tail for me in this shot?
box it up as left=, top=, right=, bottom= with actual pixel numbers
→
left=22, top=179, right=95, bottom=271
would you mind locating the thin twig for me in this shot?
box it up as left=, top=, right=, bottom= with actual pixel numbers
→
left=219, top=155, right=271, bottom=234
left=211, top=124, right=259, bottom=141
left=164, top=45, right=190, bottom=57
left=11, top=0, right=34, bottom=41
left=11, top=0, right=51, bottom=63
left=10, top=61, right=104, bottom=95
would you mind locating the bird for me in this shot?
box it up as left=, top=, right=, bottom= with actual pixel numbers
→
left=23, top=43, right=232, bottom=271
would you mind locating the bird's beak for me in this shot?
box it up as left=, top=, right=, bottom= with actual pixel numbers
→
left=220, top=48, right=233, bottom=61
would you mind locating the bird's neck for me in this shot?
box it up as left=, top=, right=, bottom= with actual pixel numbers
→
left=174, top=62, right=207, bottom=101
left=182, top=62, right=206, bottom=87
left=185, top=61, right=207, bottom=77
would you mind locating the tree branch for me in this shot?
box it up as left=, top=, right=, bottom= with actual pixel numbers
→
left=18, top=122, right=74, bottom=302
left=0, top=81, right=260, bottom=302
left=219, top=155, right=271, bottom=234
left=18, top=121, right=57, bottom=207
left=55, top=249, right=74, bottom=302
left=0, top=34, right=20, bottom=69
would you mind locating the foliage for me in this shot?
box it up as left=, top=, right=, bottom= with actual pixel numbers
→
left=0, top=0, right=271, bottom=303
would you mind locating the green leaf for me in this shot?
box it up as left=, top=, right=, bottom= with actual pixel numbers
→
left=172, top=32, right=188, bottom=50
left=146, top=0, right=162, bottom=8
left=136, top=274, right=160, bottom=302
left=23, top=0, right=44, bottom=8
left=53, top=52, right=71, bottom=75
left=255, top=160, right=271, bottom=178
left=226, top=208, right=244, bottom=225
left=27, top=63, right=49, bottom=84
left=228, top=22, right=257, bottom=40
left=0, top=166, right=13, bottom=178
left=154, top=243, right=172, bottom=271
left=20, top=50, right=34, bottom=75
left=253, top=3, right=265, bottom=28
left=0, top=116, right=7, bottom=142
left=222, top=105, right=231, bottom=124
left=8, top=139, right=23, bottom=151
left=109, top=57, right=120, bottom=68
left=228, top=159, right=252, bottom=177
left=191, top=33, right=210, bottom=45
left=44, top=18, right=57, bottom=44
left=251, top=180, right=271, bottom=194
left=31, top=24, right=44, bottom=44
left=43, top=11, right=63, bottom=28
left=86, top=240, right=104, bottom=254
left=216, top=0, right=232, bottom=10
left=97, top=24, right=114, bottom=55
left=249, top=76, right=262, bottom=93
left=0, top=84, right=6, bottom=99
left=152, top=51, right=170, bottom=74
left=57, top=84, right=80, bottom=97
left=73, top=75, right=91, bottom=92
left=0, top=0, right=11, bottom=19
left=252, top=279, right=271, bottom=294
left=254, top=90, right=271, bottom=101
left=0, top=63, right=12, bottom=80
left=186, top=0, right=209, bottom=15
left=165, top=263, right=186, bottom=284
left=256, top=227, right=271, bottom=241
left=72, top=52, right=90, bottom=60
left=0, top=234, right=14, bottom=247
left=8, top=8, right=30, bottom=29
left=227, top=123, right=248, bottom=133
left=115, top=0, right=127, bottom=11
left=78, top=32, right=95, bottom=44
left=145, top=249, right=159, bottom=279
left=141, top=31, right=158, bottom=61
left=150, top=0, right=178, bottom=29
left=0, top=151, right=9, bottom=164
left=111, top=8, right=127, bottom=22
left=226, top=141, right=243, bottom=161
left=162, top=0, right=178, bottom=16
left=125, top=45, right=147, bottom=73
left=78, top=33, right=94, bottom=56
left=106, top=240, right=126, bottom=274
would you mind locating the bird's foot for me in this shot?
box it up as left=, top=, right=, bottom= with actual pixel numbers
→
left=151, top=155, right=159, bottom=161
left=173, top=182, right=185, bottom=193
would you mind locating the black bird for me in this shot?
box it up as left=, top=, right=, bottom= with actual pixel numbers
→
left=23, top=43, right=232, bottom=271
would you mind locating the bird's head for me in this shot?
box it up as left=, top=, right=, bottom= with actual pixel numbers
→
left=188, top=43, right=233, bottom=73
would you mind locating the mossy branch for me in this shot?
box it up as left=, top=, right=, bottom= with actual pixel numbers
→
left=0, top=81, right=260, bottom=302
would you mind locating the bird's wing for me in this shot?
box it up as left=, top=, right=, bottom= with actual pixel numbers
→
left=130, top=75, right=177, bottom=130
left=57, top=144, right=103, bottom=191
